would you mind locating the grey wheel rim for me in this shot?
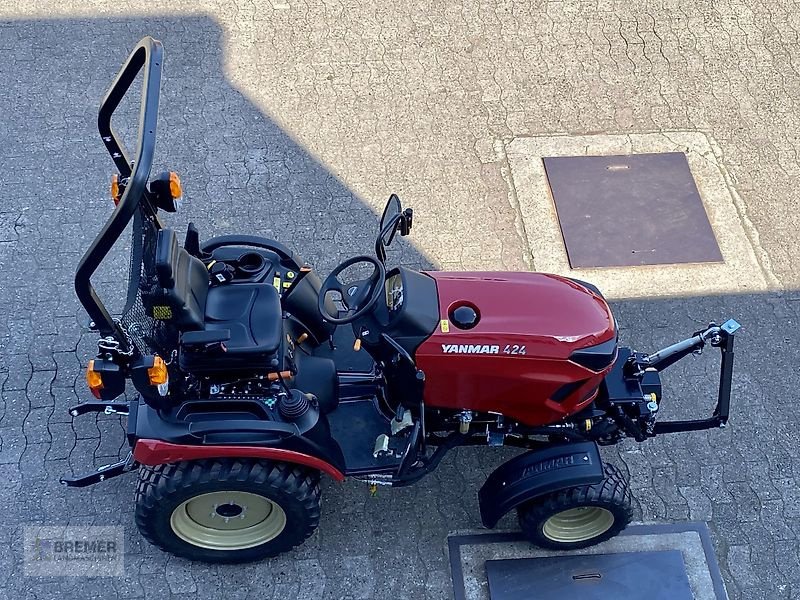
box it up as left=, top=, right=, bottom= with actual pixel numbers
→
left=170, top=490, right=287, bottom=550
left=542, top=506, right=615, bottom=543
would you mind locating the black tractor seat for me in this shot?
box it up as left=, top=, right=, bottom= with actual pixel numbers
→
left=203, top=283, right=282, bottom=357
left=145, top=228, right=284, bottom=372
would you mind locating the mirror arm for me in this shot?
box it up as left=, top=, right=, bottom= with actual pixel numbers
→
left=400, top=208, right=413, bottom=235
left=375, top=236, right=387, bottom=263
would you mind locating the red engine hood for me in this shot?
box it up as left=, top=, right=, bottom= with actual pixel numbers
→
left=424, top=272, right=615, bottom=359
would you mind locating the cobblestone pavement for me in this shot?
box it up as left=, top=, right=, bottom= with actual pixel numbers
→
left=1, top=2, right=799, bottom=599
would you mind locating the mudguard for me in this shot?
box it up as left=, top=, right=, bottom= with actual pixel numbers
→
left=133, top=439, right=346, bottom=481
left=478, top=441, right=604, bottom=528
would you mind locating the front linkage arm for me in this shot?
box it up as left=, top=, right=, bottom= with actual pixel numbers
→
left=621, top=319, right=741, bottom=435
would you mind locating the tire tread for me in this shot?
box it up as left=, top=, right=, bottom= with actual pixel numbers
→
left=134, top=459, right=321, bottom=562
left=517, top=462, right=633, bottom=550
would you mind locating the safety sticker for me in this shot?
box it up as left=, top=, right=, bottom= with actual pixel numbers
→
left=152, top=305, right=173, bottom=320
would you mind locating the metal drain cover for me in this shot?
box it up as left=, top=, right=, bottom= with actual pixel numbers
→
left=486, top=549, right=693, bottom=599
left=543, top=152, right=723, bottom=268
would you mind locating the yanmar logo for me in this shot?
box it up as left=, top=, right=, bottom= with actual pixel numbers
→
left=521, top=455, right=576, bottom=478
left=441, top=344, right=500, bottom=354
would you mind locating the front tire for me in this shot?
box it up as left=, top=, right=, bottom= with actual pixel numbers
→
left=135, top=459, right=321, bottom=563
left=517, top=463, right=633, bottom=550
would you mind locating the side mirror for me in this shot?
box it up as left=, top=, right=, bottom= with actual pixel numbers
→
left=379, top=194, right=402, bottom=246
left=376, top=194, right=413, bottom=263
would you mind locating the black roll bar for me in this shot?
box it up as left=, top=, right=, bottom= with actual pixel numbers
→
left=74, top=37, right=164, bottom=348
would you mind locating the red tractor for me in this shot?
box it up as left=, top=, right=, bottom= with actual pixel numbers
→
left=64, top=37, right=740, bottom=563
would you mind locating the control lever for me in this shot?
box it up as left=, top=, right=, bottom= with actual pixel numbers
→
left=353, top=326, right=369, bottom=351
left=180, top=330, right=230, bottom=354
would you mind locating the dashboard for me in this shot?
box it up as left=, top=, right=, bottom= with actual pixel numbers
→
left=385, top=273, right=404, bottom=314
left=373, top=267, right=440, bottom=358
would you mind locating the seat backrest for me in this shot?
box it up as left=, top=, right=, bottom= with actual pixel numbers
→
left=152, top=228, right=209, bottom=329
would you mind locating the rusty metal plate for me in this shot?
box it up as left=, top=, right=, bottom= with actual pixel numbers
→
left=485, top=550, right=693, bottom=600
left=543, top=152, right=723, bottom=268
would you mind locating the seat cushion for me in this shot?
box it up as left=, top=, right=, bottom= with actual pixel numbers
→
left=179, top=282, right=283, bottom=372
left=204, top=284, right=282, bottom=355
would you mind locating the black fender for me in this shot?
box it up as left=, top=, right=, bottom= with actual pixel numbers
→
left=129, top=398, right=346, bottom=473
left=478, top=441, right=604, bottom=528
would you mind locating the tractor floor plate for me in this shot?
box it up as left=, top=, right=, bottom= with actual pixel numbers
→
left=543, top=152, right=723, bottom=268
left=485, top=550, right=692, bottom=599
left=328, top=397, right=403, bottom=475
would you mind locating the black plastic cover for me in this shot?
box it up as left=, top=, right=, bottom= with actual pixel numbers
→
left=600, top=347, right=662, bottom=407
left=130, top=397, right=346, bottom=471
left=478, top=442, right=604, bottom=528
left=550, top=378, right=590, bottom=403
left=384, top=267, right=440, bottom=356
left=201, top=234, right=303, bottom=271
left=283, top=269, right=336, bottom=344
left=293, top=352, right=339, bottom=414
left=570, top=337, right=618, bottom=372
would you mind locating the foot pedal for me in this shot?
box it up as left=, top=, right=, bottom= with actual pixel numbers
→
left=391, top=409, right=414, bottom=435
left=487, top=431, right=505, bottom=447
left=373, top=434, right=391, bottom=458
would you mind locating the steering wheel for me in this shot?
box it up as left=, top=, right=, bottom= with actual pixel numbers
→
left=317, top=256, right=386, bottom=325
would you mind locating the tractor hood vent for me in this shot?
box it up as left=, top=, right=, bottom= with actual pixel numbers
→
left=569, top=337, right=619, bottom=372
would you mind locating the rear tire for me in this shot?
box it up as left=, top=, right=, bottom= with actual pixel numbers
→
left=134, top=458, right=321, bottom=563
left=517, top=463, right=632, bottom=550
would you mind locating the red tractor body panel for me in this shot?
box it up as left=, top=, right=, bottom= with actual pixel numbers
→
left=133, top=439, right=346, bottom=481
left=416, top=272, right=617, bottom=425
